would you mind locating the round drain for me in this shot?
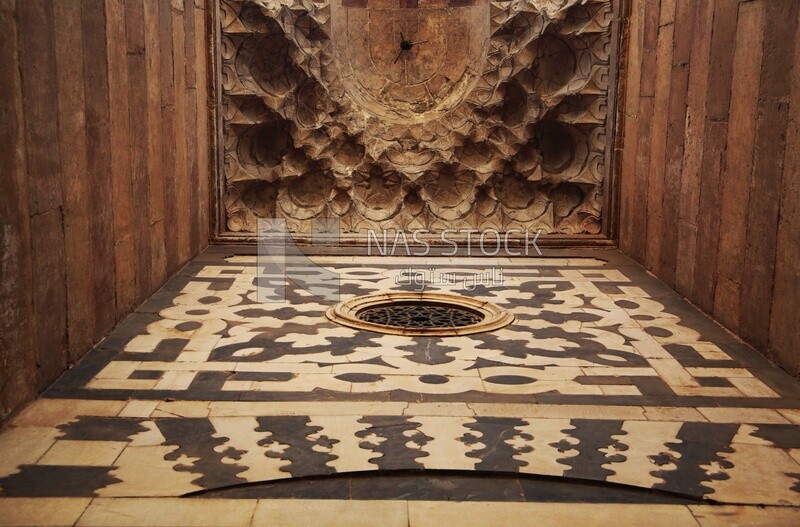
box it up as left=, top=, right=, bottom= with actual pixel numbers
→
left=326, top=293, right=514, bottom=336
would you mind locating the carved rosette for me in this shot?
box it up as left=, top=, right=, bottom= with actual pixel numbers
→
left=220, top=0, right=613, bottom=237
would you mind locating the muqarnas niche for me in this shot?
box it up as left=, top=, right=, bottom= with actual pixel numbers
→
left=220, top=0, right=613, bottom=238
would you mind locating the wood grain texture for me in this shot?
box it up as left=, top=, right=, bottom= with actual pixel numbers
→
left=617, top=0, right=643, bottom=256
left=0, top=0, right=212, bottom=421
left=674, top=1, right=714, bottom=297
left=54, top=1, right=94, bottom=361
left=0, top=0, right=37, bottom=418
left=619, top=0, right=800, bottom=376
left=713, top=2, right=765, bottom=331
left=770, top=4, right=800, bottom=375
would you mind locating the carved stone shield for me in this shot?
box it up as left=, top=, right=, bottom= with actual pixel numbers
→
left=330, top=0, right=489, bottom=123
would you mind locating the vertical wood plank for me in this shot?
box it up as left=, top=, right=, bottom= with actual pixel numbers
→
left=106, top=0, right=137, bottom=316
left=173, top=1, right=190, bottom=266
left=713, top=1, right=766, bottom=331
left=618, top=0, right=643, bottom=254
left=125, top=0, right=152, bottom=301
left=740, top=0, right=799, bottom=350
left=82, top=0, right=117, bottom=342
left=54, top=0, right=94, bottom=362
left=18, top=0, right=69, bottom=389
left=630, top=95, right=654, bottom=262
left=144, top=0, right=167, bottom=293
left=18, top=0, right=63, bottom=217
left=643, top=12, right=674, bottom=272
left=185, top=0, right=200, bottom=254
left=658, top=1, right=694, bottom=285
left=0, top=0, right=37, bottom=419
left=638, top=0, right=661, bottom=99
left=160, top=0, right=179, bottom=272
left=196, top=2, right=211, bottom=250
left=691, top=0, right=738, bottom=312
left=674, top=0, right=714, bottom=297
left=770, top=2, right=800, bottom=376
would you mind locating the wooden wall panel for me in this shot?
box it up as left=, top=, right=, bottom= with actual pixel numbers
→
left=713, top=2, right=765, bottom=332
left=0, top=0, right=37, bottom=417
left=0, top=0, right=213, bottom=421
left=674, top=1, right=713, bottom=298
left=771, top=0, right=800, bottom=375
left=619, top=0, right=800, bottom=376
left=54, top=1, right=94, bottom=362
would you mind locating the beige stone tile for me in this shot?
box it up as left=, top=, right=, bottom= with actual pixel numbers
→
left=207, top=401, right=409, bottom=417
left=95, top=361, right=141, bottom=379
left=778, top=409, right=800, bottom=424
left=38, top=440, right=126, bottom=466
left=176, top=351, right=212, bottom=362
left=731, top=425, right=776, bottom=446
left=647, top=324, right=703, bottom=344
left=690, top=505, right=800, bottom=527
left=411, top=416, right=478, bottom=471
left=515, top=419, right=576, bottom=477
left=252, top=499, right=408, bottom=527
left=152, top=401, right=210, bottom=418
left=646, top=359, right=699, bottom=387
left=78, top=498, right=256, bottom=526
left=685, top=368, right=753, bottom=378
left=707, top=444, right=800, bottom=506
left=630, top=337, right=674, bottom=359
left=351, top=375, right=484, bottom=395
left=0, top=427, right=60, bottom=476
left=138, top=361, right=232, bottom=372
left=249, top=374, right=353, bottom=394
left=606, top=421, right=683, bottom=489
left=183, top=335, right=223, bottom=354
left=123, top=334, right=165, bottom=353
left=580, top=367, right=658, bottom=377
left=643, top=407, right=707, bottom=422
left=118, top=400, right=159, bottom=418
left=11, top=399, right=127, bottom=427
left=727, top=377, right=779, bottom=398
left=221, top=380, right=253, bottom=391
left=126, top=420, right=166, bottom=447
left=209, top=417, right=291, bottom=483
left=697, top=408, right=790, bottom=424
left=404, top=402, right=475, bottom=417
left=614, top=286, right=650, bottom=297
left=86, top=379, right=159, bottom=390
left=153, top=370, right=196, bottom=391
left=600, top=385, right=641, bottom=396
left=671, top=386, right=744, bottom=397
left=306, top=415, right=375, bottom=474
left=0, top=498, right=92, bottom=526
left=690, top=343, right=732, bottom=361
left=98, top=446, right=202, bottom=497
left=233, top=362, right=334, bottom=374
left=408, top=502, right=700, bottom=527
left=467, top=404, right=646, bottom=421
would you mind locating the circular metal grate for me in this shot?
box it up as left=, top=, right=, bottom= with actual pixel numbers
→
left=357, top=302, right=485, bottom=329
left=326, top=292, right=514, bottom=336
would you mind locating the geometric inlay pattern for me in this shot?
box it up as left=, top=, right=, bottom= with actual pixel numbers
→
left=2, top=250, right=800, bottom=507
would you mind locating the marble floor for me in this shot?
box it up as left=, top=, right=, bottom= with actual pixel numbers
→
left=1, top=247, right=799, bottom=526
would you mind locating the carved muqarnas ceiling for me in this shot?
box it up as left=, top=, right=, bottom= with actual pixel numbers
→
left=220, top=0, right=613, bottom=236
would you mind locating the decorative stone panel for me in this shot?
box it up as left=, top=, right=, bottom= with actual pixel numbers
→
left=218, top=0, right=615, bottom=238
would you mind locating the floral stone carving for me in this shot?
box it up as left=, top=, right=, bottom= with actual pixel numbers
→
left=219, top=0, right=614, bottom=238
